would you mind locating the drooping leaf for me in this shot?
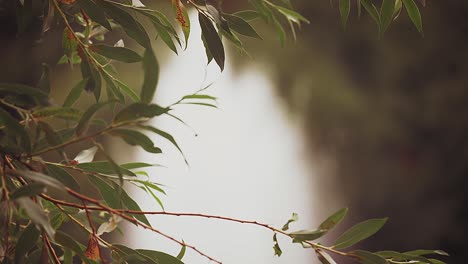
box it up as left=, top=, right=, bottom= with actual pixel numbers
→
left=13, top=170, right=64, bottom=190
left=77, top=0, right=112, bottom=30
left=141, top=48, right=159, bottom=103
left=224, top=14, right=262, bottom=39
left=380, top=0, right=395, bottom=34
left=88, top=177, right=121, bottom=208
left=15, top=224, right=40, bottom=262
left=402, top=0, right=423, bottom=34
left=234, top=10, right=261, bottom=21
left=55, top=231, right=90, bottom=263
left=46, top=164, right=81, bottom=192
left=199, top=13, right=225, bottom=71
left=361, top=0, right=380, bottom=24
left=319, top=208, right=348, bottom=231
left=0, top=107, right=31, bottom=152
left=0, top=83, right=48, bottom=105
left=91, top=44, right=142, bottom=63
left=172, top=0, right=190, bottom=49
left=76, top=161, right=136, bottom=176
left=115, top=79, right=140, bottom=102
left=333, top=218, right=388, bottom=249
left=63, top=78, right=87, bottom=107
left=271, top=15, right=286, bottom=46
left=270, top=4, right=310, bottom=24
left=316, top=250, right=338, bottom=264
left=109, top=129, right=162, bottom=154
left=75, top=102, right=110, bottom=136
left=10, top=182, right=46, bottom=200
left=352, top=250, right=388, bottom=264
left=80, top=56, right=102, bottom=101
left=147, top=15, right=178, bottom=54
left=99, top=1, right=151, bottom=48
left=176, top=244, right=186, bottom=260
left=113, top=103, right=168, bottom=124
left=102, top=72, right=125, bottom=103
left=17, top=197, right=55, bottom=238
left=339, top=0, right=351, bottom=28
left=62, top=28, right=78, bottom=67
left=139, top=125, right=187, bottom=164
left=110, top=181, right=151, bottom=226
left=272, top=233, right=282, bottom=257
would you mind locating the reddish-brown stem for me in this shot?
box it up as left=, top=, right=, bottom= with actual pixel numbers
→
left=43, top=232, right=61, bottom=264
left=65, top=188, right=222, bottom=263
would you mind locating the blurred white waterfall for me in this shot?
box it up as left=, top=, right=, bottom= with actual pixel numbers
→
left=116, top=11, right=320, bottom=264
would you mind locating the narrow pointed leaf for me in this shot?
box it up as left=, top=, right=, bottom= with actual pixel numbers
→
left=109, top=129, right=162, bottom=153
left=339, top=0, right=351, bottom=28
left=316, top=250, right=338, bottom=264
left=76, top=161, right=136, bottom=176
left=352, top=250, right=388, bottom=264
left=78, top=0, right=112, bottom=31
left=113, top=103, right=168, bottom=124
left=402, top=0, right=423, bottom=34
left=63, top=78, right=87, bottom=107
left=75, top=102, right=109, bottom=136
left=333, top=218, right=388, bottom=249
left=91, top=44, right=142, bottom=63
left=141, top=48, right=159, bottom=103
left=199, top=13, right=225, bottom=71
left=17, top=198, right=55, bottom=238
left=319, top=208, right=348, bottom=231
left=46, top=164, right=81, bottom=191
left=10, top=183, right=46, bottom=200
left=224, top=14, right=262, bottom=39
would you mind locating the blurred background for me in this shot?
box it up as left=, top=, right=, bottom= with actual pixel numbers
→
left=1, top=0, right=466, bottom=263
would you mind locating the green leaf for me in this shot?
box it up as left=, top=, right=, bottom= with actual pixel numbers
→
left=271, top=4, right=310, bottom=24
left=281, top=212, right=298, bottom=231
left=99, top=1, right=151, bottom=48
left=289, top=229, right=327, bottom=242
left=376, top=251, right=433, bottom=263
left=272, top=233, right=282, bottom=257
left=402, top=0, right=423, bottom=34
left=224, top=14, right=262, bottom=39
left=380, top=0, right=395, bottom=34
left=110, top=181, right=151, bottom=226
left=0, top=107, right=31, bottom=152
left=339, top=0, right=351, bottom=28
left=54, top=231, right=90, bottom=263
left=120, top=162, right=155, bottom=170
left=109, top=129, right=162, bottom=154
left=182, top=94, right=217, bottom=101
left=357, top=0, right=362, bottom=17
left=91, top=44, right=142, bottom=63
left=63, top=78, right=87, bottom=107
left=137, top=249, right=184, bottom=264
left=141, top=49, right=160, bottom=103
left=271, top=15, right=286, bottom=46
left=316, top=250, right=337, bottom=264
left=199, top=13, right=225, bottom=71
left=142, top=184, right=165, bottom=210
left=17, top=197, right=55, bottom=238
left=361, top=0, right=380, bottom=24
left=352, top=250, right=388, bottom=264
left=62, top=28, right=78, bottom=67
left=46, top=164, right=81, bottom=192
left=148, top=17, right=178, bottom=54
left=115, top=79, right=140, bottom=102
left=176, top=244, right=186, bottom=260
left=34, top=107, right=82, bottom=120
left=0, top=83, right=48, bottom=104
left=173, top=0, right=190, bottom=49
left=10, top=182, right=46, bottom=200
left=80, top=57, right=102, bottom=101
left=179, top=102, right=218, bottom=108
left=113, top=103, right=168, bottom=124
left=76, top=161, right=136, bottom=176
left=139, top=125, right=187, bottom=164
left=77, top=0, right=112, bottom=31
left=319, top=208, right=348, bottom=231
left=234, top=10, right=261, bottom=21
left=333, top=218, right=388, bottom=249
left=428, top=259, right=446, bottom=264
left=75, top=102, right=109, bottom=136
left=15, top=224, right=40, bottom=262
left=88, top=177, right=121, bottom=208
left=102, top=72, right=125, bottom=103
left=404, top=249, right=449, bottom=257
left=13, top=170, right=64, bottom=190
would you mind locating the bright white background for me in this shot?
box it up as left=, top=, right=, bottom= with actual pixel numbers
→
left=110, top=12, right=325, bottom=264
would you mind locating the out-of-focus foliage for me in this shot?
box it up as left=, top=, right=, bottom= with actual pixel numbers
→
left=0, top=0, right=448, bottom=263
